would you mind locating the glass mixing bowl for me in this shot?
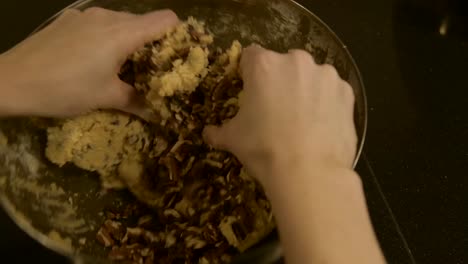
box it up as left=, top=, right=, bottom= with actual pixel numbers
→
left=0, top=0, right=367, bottom=263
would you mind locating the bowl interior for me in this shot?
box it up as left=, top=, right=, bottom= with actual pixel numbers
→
left=0, top=0, right=366, bottom=262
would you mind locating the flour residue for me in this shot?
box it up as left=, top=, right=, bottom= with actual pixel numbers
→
left=48, top=230, right=73, bottom=253
left=205, top=0, right=303, bottom=49
left=0, top=196, right=75, bottom=253
left=0, top=130, right=91, bottom=236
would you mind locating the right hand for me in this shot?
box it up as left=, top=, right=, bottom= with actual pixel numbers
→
left=204, top=45, right=357, bottom=187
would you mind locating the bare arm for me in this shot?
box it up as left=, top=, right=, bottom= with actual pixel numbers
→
left=0, top=7, right=384, bottom=262
left=204, top=46, right=386, bottom=263
left=267, top=165, right=384, bottom=264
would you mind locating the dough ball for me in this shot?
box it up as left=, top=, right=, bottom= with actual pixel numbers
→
left=46, top=111, right=149, bottom=189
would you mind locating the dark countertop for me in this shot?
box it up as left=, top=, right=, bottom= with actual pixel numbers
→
left=306, top=1, right=468, bottom=263
left=1, top=0, right=467, bottom=263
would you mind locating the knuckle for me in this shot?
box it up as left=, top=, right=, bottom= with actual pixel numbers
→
left=321, top=64, right=339, bottom=77
left=57, top=9, right=81, bottom=22
left=243, top=45, right=265, bottom=59
left=255, top=49, right=278, bottom=65
left=62, top=8, right=80, bottom=17
left=289, top=49, right=314, bottom=65
left=289, top=49, right=310, bottom=58
left=84, top=7, right=106, bottom=16
left=242, top=46, right=277, bottom=73
left=343, top=82, right=355, bottom=103
left=158, top=9, right=178, bottom=20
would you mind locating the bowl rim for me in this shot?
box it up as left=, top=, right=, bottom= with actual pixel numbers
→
left=3, top=0, right=368, bottom=262
left=32, top=0, right=368, bottom=169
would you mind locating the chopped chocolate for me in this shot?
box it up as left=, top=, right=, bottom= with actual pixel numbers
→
left=104, top=220, right=126, bottom=241
left=108, top=246, right=130, bottom=261
left=150, top=136, right=169, bottom=158
left=159, top=156, right=180, bottom=181
left=95, top=18, right=274, bottom=264
left=142, top=230, right=160, bottom=244
left=96, top=227, right=115, bottom=247
left=137, top=215, right=154, bottom=229
left=121, top=228, right=141, bottom=243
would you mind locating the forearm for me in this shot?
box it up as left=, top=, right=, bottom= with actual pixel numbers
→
left=0, top=54, right=21, bottom=116
left=0, top=54, right=38, bottom=117
left=264, top=163, right=385, bottom=264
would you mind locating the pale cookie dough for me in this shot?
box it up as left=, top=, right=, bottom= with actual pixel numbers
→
left=131, top=17, right=213, bottom=124
left=219, top=171, right=275, bottom=252
left=216, top=40, right=243, bottom=77
left=46, top=17, right=275, bottom=262
left=139, top=16, right=213, bottom=74
left=46, top=111, right=149, bottom=189
left=148, top=46, right=209, bottom=98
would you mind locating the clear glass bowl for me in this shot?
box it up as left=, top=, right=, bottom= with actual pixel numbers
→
left=0, top=0, right=367, bottom=263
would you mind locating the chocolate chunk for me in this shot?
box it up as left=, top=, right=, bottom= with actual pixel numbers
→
left=96, top=227, right=115, bottom=247
left=126, top=135, right=139, bottom=145
left=122, top=227, right=145, bottom=244
left=137, top=215, right=154, bottom=228
left=188, top=25, right=202, bottom=42
left=104, top=220, right=126, bottom=241
left=96, top=19, right=274, bottom=264
left=159, top=156, right=180, bottom=181
left=151, top=136, right=169, bottom=158
left=108, top=246, right=130, bottom=261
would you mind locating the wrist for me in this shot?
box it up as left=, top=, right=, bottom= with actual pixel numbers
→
left=263, top=162, right=363, bottom=220
left=260, top=151, right=359, bottom=195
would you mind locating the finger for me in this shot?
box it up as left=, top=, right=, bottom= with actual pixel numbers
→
left=287, top=49, right=310, bottom=57
left=52, top=9, right=81, bottom=26
left=343, top=81, right=355, bottom=107
left=118, top=10, right=180, bottom=54
left=342, top=82, right=358, bottom=166
left=105, top=80, right=156, bottom=122
left=203, top=122, right=236, bottom=151
left=84, top=7, right=136, bottom=20
left=107, top=10, right=137, bottom=21
left=239, top=44, right=265, bottom=78
left=287, top=49, right=316, bottom=66
left=336, top=80, right=357, bottom=168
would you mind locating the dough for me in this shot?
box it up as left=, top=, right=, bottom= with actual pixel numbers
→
left=46, top=19, right=213, bottom=191
left=148, top=46, right=209, bottom=98
left=46, top=17, right=274, bottom=262
left=46, top=111, right=149, bottom=189
left=130, top=18, right=213, bottom=125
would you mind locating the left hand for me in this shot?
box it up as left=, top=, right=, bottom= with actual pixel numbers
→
left=0, top=8, right=179, bottom=118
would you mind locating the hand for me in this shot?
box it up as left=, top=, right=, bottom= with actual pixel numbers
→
left=206, top=47, right=385, bottom=264
left=0, top=8, right=178, bottom=118
left=204, top=45, right=357, bottom=187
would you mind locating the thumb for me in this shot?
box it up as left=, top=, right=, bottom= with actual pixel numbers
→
left=106, top=80, right=156, bottom=122
left=203, top=124, right=233, bottom=151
